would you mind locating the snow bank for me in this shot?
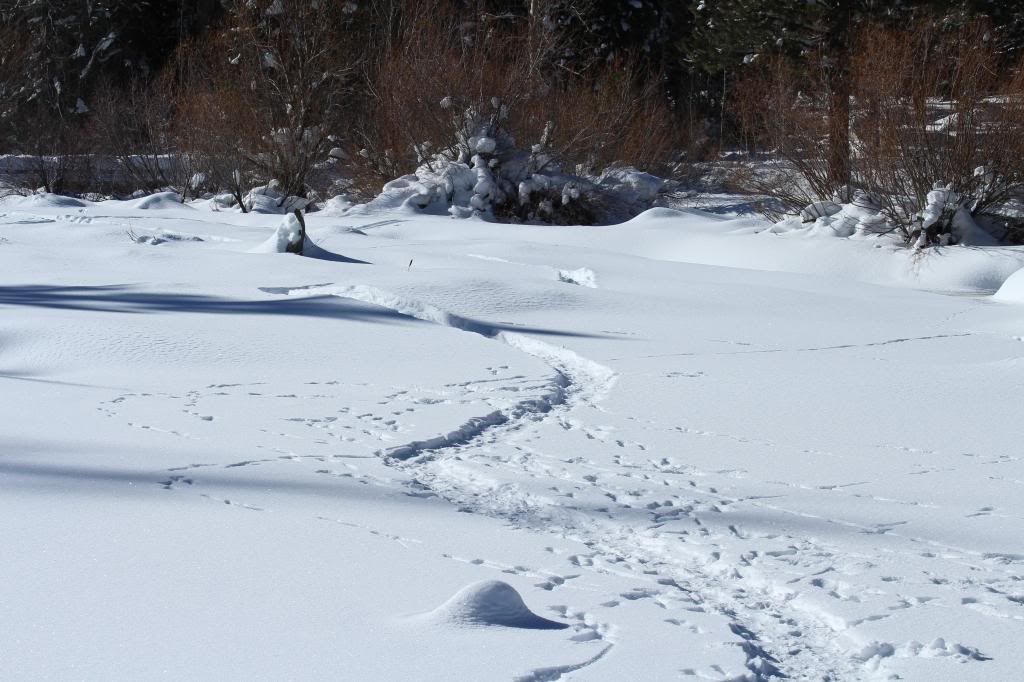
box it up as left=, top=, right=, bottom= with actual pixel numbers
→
left=319, top=195, right=353, bottom=215
left=0, top=192, right=90, bottom=209
left=770, top=196, right=999, bottom=247
left=619, top=208, right=1024, bottom=292
left=768, top=202, right=889, bottom=239
left=993, top=267, right=1024, bottom=302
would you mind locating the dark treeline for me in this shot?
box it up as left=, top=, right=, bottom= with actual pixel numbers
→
left=2, top=0, right=1023, bottom=233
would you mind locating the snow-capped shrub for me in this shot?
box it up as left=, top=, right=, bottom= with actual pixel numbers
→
left=355, top=99, right=606, bottom=224
left=252, top=210, right=306, bottom=254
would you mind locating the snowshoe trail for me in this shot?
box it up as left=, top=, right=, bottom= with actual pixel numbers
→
left=271, top=283, right=870, bottom=680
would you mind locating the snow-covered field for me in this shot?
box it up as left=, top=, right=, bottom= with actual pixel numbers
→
left=2, top=193, right=1024, bottom=681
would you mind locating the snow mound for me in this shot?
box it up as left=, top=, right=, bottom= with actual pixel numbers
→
left=800, top=200, right=842, bottom=222
left=133, top=192, right=189, bottom=210
left=352, top=143, right=668, bottom=224
left=599, top=167, right=665, bottom=205
left=768, top=202, right=888, bottom=239
left=558, top=268, right=597, bottom=288
left=0, top=192, right=89, bottom=208
left=245, top=184, right=310, bottom=214
left=27, top=193, right=90, bottom=208
left=250, top=215, right=369, bottom=263
left=319, top=195, right=353, bottom=215
left=421, top=581, right=567, bottom=630
left=994, top=267, right=1024, bottom=303
left=251, top=213, right=303, bottom=254
left=633, top=207, right=690, bottom=221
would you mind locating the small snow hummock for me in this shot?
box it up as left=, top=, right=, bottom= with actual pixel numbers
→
left=133, top=191, right=188, bottom=210
left=244, top=182, right=310, bottom=214
left=415, top=580, right=568, bottom=630
left=252, top=213, right=304, bottom=254
left=994, top=267, right=1024, bottom=303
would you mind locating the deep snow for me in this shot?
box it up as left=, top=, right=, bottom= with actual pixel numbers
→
left=1, top=194, right=1023, bottom=681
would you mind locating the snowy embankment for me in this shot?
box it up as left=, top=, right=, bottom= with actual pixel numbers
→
left=1, top=193, right=1023, bottom=681
left=585, top=207, right=1024, bottom=293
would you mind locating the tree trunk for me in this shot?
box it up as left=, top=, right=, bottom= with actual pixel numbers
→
left=826, top=50, right=851, bottom=194
left=825, top=4, right=853, bottom=196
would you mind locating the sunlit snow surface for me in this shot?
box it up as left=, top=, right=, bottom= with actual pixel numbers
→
left=1, top=194, right=1023, bottom=681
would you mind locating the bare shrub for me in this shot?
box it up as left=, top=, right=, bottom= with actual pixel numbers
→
left=734, top=18, right=1024, bottom=245
left=732, top=56, right=840, bottom=210
left=89, top=76, right=198, bottom=197
left=177, top=90, right=260, bottom=210
left=351, top=2, right=681, bottom=194
left=523, top=56, right=681, bottom=178
left=850, top=21, right=1024, bottom=242
left=170, top=36, right=263, bottom=210
left=194, top=0, right=358, bottom=202
left=351, top=4, right=541, bottom=185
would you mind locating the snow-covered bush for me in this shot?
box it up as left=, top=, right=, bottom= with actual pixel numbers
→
left=349, top=5, right=680, bottom=222
left=153, top=1, right=359, bottom=207
left=765, top=186, right=1000, bottom=248
left=357, top=98, right=607, bottom=224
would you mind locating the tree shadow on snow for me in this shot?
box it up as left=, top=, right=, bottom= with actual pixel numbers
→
left=0, top=455, right=419, bottom=506
left=0, top=284, right=613, bottom=339
left=0, top=284, right=423, bottom=324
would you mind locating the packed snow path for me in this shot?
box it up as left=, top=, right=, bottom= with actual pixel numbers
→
left=1, top=196, right=1023, bottom=680
left=275, top=283, right=850, bottom=679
